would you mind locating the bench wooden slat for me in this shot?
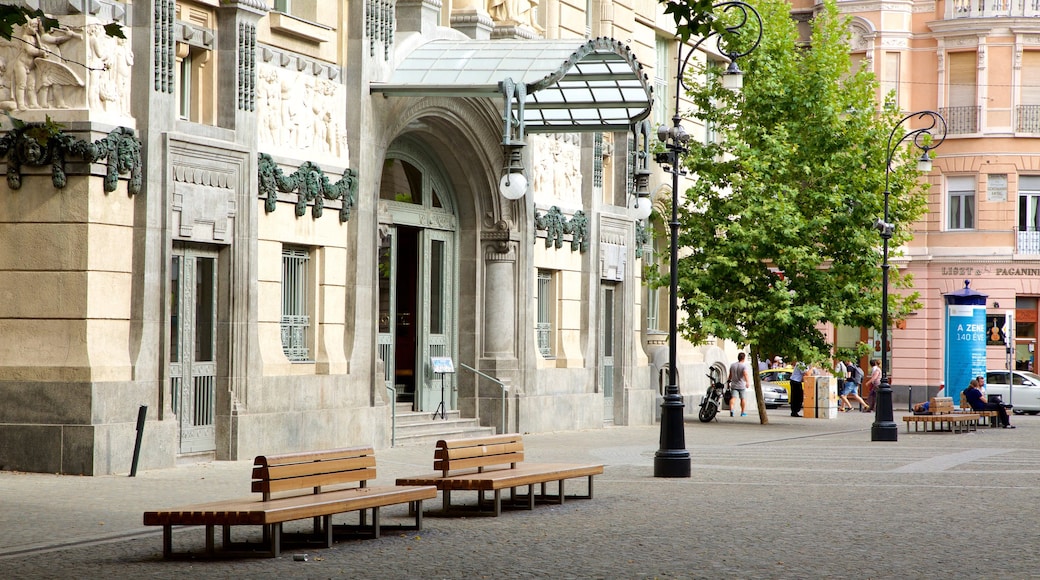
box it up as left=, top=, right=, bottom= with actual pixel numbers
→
left=253, top=468, right=379, bottom=495
left=144, top=445, right=435, bottom=558
left=145, top=485, right=437, bottom=526
left=439, top=440, right=525, bottom=459
left=397, top=434, right=603, bottom=516
left=399, top=463, right=603, bottom=491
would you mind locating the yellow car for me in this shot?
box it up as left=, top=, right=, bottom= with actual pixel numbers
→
left=758, top=366, right=792, bottom=408
left=760, top=366, right=793, bottom=393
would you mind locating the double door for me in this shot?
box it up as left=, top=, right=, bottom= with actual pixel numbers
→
left=378, top=226, right=456, bottom=412
left=169, top=245, right=218, bottom=454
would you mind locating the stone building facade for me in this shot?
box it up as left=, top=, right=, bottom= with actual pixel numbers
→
left=0, top=0, right=735, bottom=475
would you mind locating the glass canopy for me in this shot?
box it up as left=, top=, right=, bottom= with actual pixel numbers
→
left=370, top=37, right=653, bottom=133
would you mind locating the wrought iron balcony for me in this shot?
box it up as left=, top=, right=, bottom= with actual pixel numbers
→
left=938, top=106, right=979, bottom=134
left=1017, top=229, right=1040, bottom=255
left=1017, top=105, right=1040, bottom=133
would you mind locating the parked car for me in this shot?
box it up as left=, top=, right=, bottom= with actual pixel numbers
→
left=759, top=367, right=792, bottom=409
left=984, top=370, right=1040, bottom=414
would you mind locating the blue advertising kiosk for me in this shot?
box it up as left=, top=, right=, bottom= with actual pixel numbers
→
left=944, top=280, right=987, bottom=405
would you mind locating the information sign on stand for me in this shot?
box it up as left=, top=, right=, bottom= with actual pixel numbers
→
left=430, top=357, right=455, bottom=419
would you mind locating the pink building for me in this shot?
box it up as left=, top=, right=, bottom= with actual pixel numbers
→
left=790, top=0, right=1040, bottom=387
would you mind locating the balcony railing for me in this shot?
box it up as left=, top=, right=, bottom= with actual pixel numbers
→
left=947, top=0, right=1040, bottom=18
left=1018, top=229, right=1040, bottom=255
left=1017, top=105, right=1040, bottom=133
left=938, top=106, right=979, bottom=134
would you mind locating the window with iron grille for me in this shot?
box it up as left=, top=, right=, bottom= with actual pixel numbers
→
left=645, top=243, right=660, bottom=332
left=536, top=270, right=555, bottom=358
left=948, top=175, right=976, bottom=230
left=593, top=133, right=604, bottom=190
left=1019, top=176, right=1040, bottom=255
left=281, top=247, right=311, bottom=361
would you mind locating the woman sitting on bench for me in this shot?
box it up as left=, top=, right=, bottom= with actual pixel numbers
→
left=964, top=377, right=1014, bottom=429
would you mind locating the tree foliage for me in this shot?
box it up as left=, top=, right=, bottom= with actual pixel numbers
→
left=0, top=6, right=123, bottom=41
left=673, top=0, right=930, bottom=368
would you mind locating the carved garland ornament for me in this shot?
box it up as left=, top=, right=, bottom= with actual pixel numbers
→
left=258, top=152, right=358, bottom=222
left=0, top=124, right=142, bottom=194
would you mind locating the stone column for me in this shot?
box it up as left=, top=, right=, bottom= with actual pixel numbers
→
left=483, top=243, right=518, bottom=357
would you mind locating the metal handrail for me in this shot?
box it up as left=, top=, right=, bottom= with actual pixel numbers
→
left=385, top=383, right=397, bottom=447
left=459, top=363, right=508, bottom=434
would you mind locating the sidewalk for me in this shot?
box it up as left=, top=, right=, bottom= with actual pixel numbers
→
left=3, top=410, right=1038, bottom=578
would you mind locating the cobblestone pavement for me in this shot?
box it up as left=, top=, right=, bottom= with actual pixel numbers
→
left=3, top=410, right=1039, bottom=579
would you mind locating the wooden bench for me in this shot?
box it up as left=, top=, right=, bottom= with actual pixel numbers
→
left=902, top=413, right=980, bottom=433
left=143, top=447, right=437, bottom=558
left=958, top=393, right=1000, bottom=427
left=395, top=434, right=604, bottom=516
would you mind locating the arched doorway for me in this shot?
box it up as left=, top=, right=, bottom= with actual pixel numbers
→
left=377, top=145, right=459, bottom=413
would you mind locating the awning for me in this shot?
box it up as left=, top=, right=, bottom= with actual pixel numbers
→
left=370, top=37, right=653, bottom=134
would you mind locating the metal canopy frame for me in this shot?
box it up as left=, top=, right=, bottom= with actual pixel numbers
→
left=371, top=37, right=653, bottom=137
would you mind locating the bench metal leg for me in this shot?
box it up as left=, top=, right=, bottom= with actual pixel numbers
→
left=493, top=490, right=502, bottom=516
left=414, top=500, right=424, bottom=529
left=162, top=525, right=173, bottom=559
left=372, top=507, right=381, bottom=538
left=205, top=525, right=215, bottom=555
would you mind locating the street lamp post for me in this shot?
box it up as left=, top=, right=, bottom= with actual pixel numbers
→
left=653, top=2, right=761, bottom=478
left=871, top=110, right=947, bottom=442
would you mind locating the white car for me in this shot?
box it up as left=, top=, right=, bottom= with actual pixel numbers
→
left=984, top=370, right=1040, bottom=414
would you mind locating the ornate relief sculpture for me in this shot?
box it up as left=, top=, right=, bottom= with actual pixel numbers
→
left=257, top=63, right=347, bottom=158
left=4, top=18, right=85, bottom=110
left=0, top=124, right=142, bottom=194
left=258, top=153, right=358, bottom=222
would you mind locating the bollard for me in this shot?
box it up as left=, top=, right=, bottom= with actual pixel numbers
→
left=130, top=405, right=147, bottom=477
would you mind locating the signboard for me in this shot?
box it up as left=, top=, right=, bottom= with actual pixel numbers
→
left=945, top=304, right=987, bottom=404
left=430, top=356, right=455, bottom=374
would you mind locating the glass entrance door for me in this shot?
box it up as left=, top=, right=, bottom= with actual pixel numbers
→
left=169, top=245, right=218, bottom=454
left=418, top=229, right=455, bottom=412
left=601, top=284, right=616, bottom=423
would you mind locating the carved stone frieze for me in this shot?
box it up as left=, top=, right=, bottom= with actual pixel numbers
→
left=529, top=134, right=582, bottom=208
left=533, top=205, right=588, bottom=253
left=256, top=62, right=348, bottom=160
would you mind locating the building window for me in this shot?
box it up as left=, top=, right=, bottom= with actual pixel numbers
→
left=281, top=247, right=311, bottom=361
left=174, top=4, right=217, bottom=125
left=593, top=132, right=604, bottom=190
left=272, top=0, right=317, bottom=20
left=948, top=175, right=976, bottom=230
left=645, top=242, right=660, bottom=332
left=941, top=51, right=979, bottom=134
left=1020, top=51, right=1040, bottom=133
left=654, top=37, right=671, bottom=129
left=1019, top=176, right=1040, bottom=254
left=881, top=51, right=900, bottom=105
left=536, top=270, right=555, bottom=358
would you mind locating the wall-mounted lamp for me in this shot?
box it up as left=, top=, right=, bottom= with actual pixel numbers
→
left=993, top=302, right=1000, bottom=309
left=498, top=77, right=528, bottom=201
left=499, top=141, right=528, bottom=200
left=631, top=120, right=653, bottom=220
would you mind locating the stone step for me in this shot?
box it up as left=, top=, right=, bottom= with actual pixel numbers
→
left=389, top=403, right=495, bottom=446
left=394, top=408, right=463, bottom=425
left=391, top=424, right=498, bottom=447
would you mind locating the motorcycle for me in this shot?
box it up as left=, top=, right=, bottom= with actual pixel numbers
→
left=698, top=373, right=730, bottom=423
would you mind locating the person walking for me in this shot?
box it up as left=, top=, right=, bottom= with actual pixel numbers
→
left=790, top=360, right=807, bottom=417
left=864, top=359, right=881, bottom=412
left=727, top=352, right=753, bottom=417
left=841, top=359, right=869, bottom=412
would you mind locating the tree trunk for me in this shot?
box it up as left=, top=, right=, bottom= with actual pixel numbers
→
left=751, top=345, right=769, bottom=424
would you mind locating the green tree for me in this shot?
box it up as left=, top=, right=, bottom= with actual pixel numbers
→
left=673, top=0, right=930, bottom=419
left=0, top=6, right=123, bottom=41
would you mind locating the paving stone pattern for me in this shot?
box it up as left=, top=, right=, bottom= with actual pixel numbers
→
left=2, top=411, right=1037, bottom=579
